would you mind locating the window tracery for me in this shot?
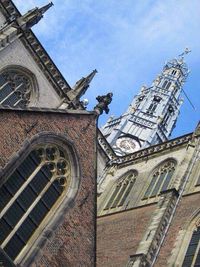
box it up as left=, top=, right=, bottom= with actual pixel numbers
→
left=0, top=144, right=71, bottom=262
left=144, top=160, right=176, bottom=199
left=104, top=171, right=136, bottom=210
left=182, top=224, right=200, bottom=266
left=0, top=68, right=36, bottom=107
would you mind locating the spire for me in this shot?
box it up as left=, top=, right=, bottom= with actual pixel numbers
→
left=73, top=69, right=97, bottom=98
left=163, top=49, right=191, bottom=83
left=16, top=2, right=54, bottom=29
left=67, top=69, right=97, bottom=102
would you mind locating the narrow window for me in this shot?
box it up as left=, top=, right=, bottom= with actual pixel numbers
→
left=143, top=160, right=176, bottom=199
left=172, top=70, right=177, bottom=75
left=0, top=145, right=71, bottom=262
left=147, top=96, right=161, bottom=114
left=162, top=80, right=171, bottom=90
left=104, top=172, right=136, bottom=210
left=166, top=81, right=172, bottom=90
left=162, top=105, right=174, bottom=126
left=182, top=227, right=200, bottom=266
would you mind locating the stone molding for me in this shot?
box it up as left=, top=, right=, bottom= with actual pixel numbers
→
left=98, top=129, right=192, bottom=166
left=126, top=189, right=179, bottom=267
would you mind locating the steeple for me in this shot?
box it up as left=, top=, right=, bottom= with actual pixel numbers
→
left=66, top=69, right=97, bottom=103
left=16, top=2, right=53, bottom=29
left=101, top=52, right=190, bottom=156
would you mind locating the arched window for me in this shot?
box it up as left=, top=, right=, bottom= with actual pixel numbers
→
left=162, top=80, right=171, bottom=90
left=0, top=144, right=71, bottom=263
left=171, top=70, right=177, bottom=75
left=147, top=96, right=161, bottom=114
left=104, top=171, right=136, bottom=210
left=0, top=67, right=37, bottom=107
left=182, top=226, right=200, bottom=266
left=143, top=160, right=176, bottom=199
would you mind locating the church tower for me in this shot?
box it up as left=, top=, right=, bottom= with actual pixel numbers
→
left=101, top=50, right=190, bottom=155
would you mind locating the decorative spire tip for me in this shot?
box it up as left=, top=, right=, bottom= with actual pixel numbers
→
left=178, top=47, right=191, bottom=58
left=39, top=2, right=54, bottom=15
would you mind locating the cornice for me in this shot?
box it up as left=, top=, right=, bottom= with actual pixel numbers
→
left=98, top=130, right=193, bottom=166
left=0, top=105, right=95, bottom=116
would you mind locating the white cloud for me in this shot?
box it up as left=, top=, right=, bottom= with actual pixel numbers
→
left=12, top=0, right=200, bottom=134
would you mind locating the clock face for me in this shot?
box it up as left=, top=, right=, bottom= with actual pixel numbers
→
left=116, top=137, right=140, bottom=153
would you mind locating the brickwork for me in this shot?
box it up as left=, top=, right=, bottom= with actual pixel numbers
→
left=0, top=109, right=97, bottom=267
left=154, top=192, right=200, bottom=267
left=97, top=204, right=156, bottom=267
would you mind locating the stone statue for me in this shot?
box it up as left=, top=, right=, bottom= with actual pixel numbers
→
left=94, top=92, right=113, bottom=115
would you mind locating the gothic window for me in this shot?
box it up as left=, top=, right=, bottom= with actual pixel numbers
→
left=162, top=80, right=171, bottom=90
left=143, top=160, right=176, bottom=199
left=182, top=226, right=200, bottom=266
left=147, top=102, right=157, bottom=113
left=0, top=144, right=71, bottom=263
left=147, top=96, right=161, bottom=114
left=171, top=70, right=177, bottom=75
left=0, top=67, right=37, bottom=108
left=104, top=171, right=136, bottom=210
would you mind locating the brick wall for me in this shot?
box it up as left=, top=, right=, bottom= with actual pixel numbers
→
left=0, top=109, right=97, bottom=267
left=155, top=192, right=200, bottom=267
left=97, top=204, right=156, bottom=267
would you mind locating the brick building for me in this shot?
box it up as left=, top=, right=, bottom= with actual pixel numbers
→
left=0, top=1, right=98, bottom=266
left=0, top=1, right=200, bottom=267
left=97, top=49, right=200, bottom=266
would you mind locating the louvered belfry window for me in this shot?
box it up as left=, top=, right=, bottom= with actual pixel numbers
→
left=0, top=145, right=71, bottom=262
left=144, top=160, right=176, bottom=199
left=104, top=172, right=136, bottom=210
left=0, top=69, right=32, bottom=107
left=182, top=227, right=200, bottom=266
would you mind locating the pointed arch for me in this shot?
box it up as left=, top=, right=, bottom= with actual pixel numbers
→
left=143, top=158, right=177, bottom=199
left=170, top=209, right=200, bottom=267
left=0, top=132, right=80, bottom=265
left=104, top=170, right=137, bottom=210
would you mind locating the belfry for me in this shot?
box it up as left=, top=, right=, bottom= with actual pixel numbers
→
left=101, top=50, right=191, bottom=155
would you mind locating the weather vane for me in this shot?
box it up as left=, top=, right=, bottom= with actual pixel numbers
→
left=178, top=47, right=191, bottom=58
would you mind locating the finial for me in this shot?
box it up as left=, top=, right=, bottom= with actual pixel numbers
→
left=38, top=2, right=54, bottom=15
left=70, top=69, right=98, bottom=99
left=94, top=92, right=113, bottom=115
left=17, top=2, right=54, bottom=29
left=178, top=47, right=191, bottom=58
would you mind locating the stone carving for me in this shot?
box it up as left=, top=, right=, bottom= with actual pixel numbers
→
left=94, top=92, right=113, bottom=115
left=1, top=70, right=32, bottom=107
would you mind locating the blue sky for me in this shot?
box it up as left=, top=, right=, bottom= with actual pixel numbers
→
left=14, top=0, right=200, bottom=138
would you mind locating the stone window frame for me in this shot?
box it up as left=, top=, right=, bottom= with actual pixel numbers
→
left=0, top=65, right=39, bottom=108
left=142, top=159, right=177, bottom=200
left=162, top=80, right=172, bottom=90
left=103, top=170, right=137, bottom=211
left=0, top=132, right=80, bottom=266
left=169, top=210, right=200, bottom=266
left=146, top=96, right=162, bottom=114
left=171, top=69, right=177, bottom=76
